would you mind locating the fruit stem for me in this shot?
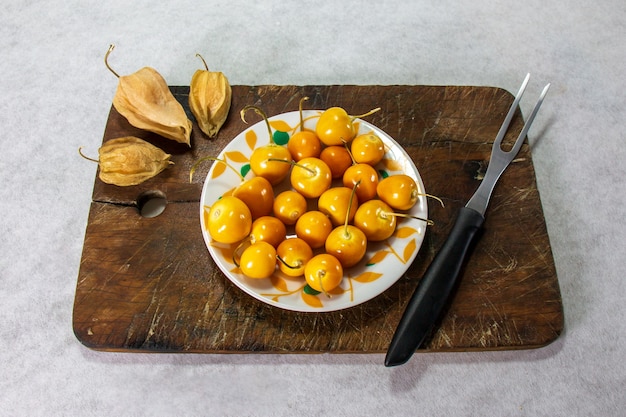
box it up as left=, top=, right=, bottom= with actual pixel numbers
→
left=104, top=44, right=120, bottom=78
left=276, top=255, right=301, bottom=270
left=342, top=139, right=357, bottom=165
left=232, top=237, right=253, bottom=268
left=241, top=105, right=275, bottom=145
left=419, top=193, right=445, bottom=208
left=267, top=158, right=315, bottom=175
left=293, top=114, right=319, bottom=134
left=384, top=211, right=435, bottom=226
left=349, top=107, right=381, bottom=122
left=344, top=180, right=361, bottom=235
left=298, top=96, right=309, bottom=132
left=317, top=270, right=331, bottom=298
left=189, top=156, right=245, bottom=183
left=196, top=53, right=209, bottom=71
left=78, top=147, right=99, bottom=163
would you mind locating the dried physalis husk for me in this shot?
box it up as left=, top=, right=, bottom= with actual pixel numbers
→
left=189, top=54, right=232, bottom=138
left=79, top=136, right=173, bottom=186
left=105, top=45, right=193, bottom=146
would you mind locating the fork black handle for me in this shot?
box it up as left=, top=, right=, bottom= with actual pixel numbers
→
left=385, top=207, right=485, bottom=367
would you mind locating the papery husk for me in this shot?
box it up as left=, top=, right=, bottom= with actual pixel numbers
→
left=113, top=67, right=193, bottom=146
left=189, top=66, right=232, bottom=138
left=97, top=136, right=173, bottom=186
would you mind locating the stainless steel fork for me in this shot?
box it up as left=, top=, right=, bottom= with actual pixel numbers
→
left=385, top=74, right=551, bottom=367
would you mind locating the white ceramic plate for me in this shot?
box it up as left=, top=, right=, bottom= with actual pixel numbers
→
left=200, top=110, right=428, bottom=312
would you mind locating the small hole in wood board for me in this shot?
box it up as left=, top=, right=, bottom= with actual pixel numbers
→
left=137, top=190, right=167, bottom=218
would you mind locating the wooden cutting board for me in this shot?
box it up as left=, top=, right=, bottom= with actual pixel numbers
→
left=73, top=85, right=563, bottom=353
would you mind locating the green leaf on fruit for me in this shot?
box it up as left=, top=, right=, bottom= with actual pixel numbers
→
left=273, top=131, right=290, bottom=146
left=240, top=163, right=251, bottom=178
left=303, top=284, right=321, bottom=295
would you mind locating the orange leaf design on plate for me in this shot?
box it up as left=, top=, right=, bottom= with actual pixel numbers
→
left=224, top=151, right=249, bottom=163
left=353, top=271, right=383, bottom=283
left=270, top=275, right=289, bottom=292
left=301, top=292, right=323, bottom=308
left=210, top=242, right=238, bottom=265
left=366, top=250, right=390, bottom=266
left=245, top=130, right=257, bottom=150
left=269, top=120, right=292, bottom=133
left=395, top=226, right=417, bottom=239
left=403, top=238, right=417, bottom=263
left=210, top=161, right=227, bottom=179
left=328, top=286, right=346, bottom=296
left=382, top=158, right=403, bottom=172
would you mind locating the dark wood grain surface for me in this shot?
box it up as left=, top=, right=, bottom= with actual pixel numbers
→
left=73, top=85, right=563, bottom=353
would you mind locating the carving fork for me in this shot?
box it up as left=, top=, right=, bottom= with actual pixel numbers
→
left=385, top=74, right=550, bottom=367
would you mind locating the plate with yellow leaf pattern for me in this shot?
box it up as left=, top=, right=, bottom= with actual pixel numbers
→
left=200, top=110, right=428, bottom=312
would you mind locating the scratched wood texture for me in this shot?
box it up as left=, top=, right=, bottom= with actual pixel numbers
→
left=73, top=85, right=564, bottom=353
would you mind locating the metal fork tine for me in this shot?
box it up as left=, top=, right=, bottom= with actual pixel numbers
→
left=493, top=73, right=530, bottom=149
left=509, top=83, right=551, bottom=156
left=465, top=75, right=548, bottom=215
